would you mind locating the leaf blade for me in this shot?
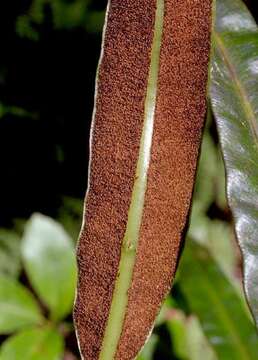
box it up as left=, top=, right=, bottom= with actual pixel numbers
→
left=0, top=230, right=21, bottom=278
left=0, top=276, right=43, bottom=334
left=22, top=214, right=77, bottom=321
left=74, top=0, right=212, bottom=358
left=0, top=327, right=64, bottom=360
left=210, top=0, right=258, bottom=325
left=179, top=241, right=258, bottom=359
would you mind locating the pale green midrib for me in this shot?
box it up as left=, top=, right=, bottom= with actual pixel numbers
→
left=213, top=32, right=258, bottom=150
left=99, top=1, right=164, bottom=359
left=198, top=261, right=251, bottom=360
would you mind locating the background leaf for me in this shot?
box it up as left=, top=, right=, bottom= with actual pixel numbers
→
left=167, top=313, right=217, bottom=360
left=210, top=0, right=258, bottom=325
left=0, top=327, right=64, bottom=360
left=185, top=317, right=217, bottom=360
left=194, top=124, right=218, bottom=213
left=189, top=214, right=237, bottom=279
left=58, top=196, right=83, bottom=240
left=178, top=240, right=258, bottom=359
left=22, top=214, right=77, bottom=321
left=136, top=335, right=159, bottom=360
left=0, top=276, right=43, bottom=334
left=0, top=230, right=21, bottom=278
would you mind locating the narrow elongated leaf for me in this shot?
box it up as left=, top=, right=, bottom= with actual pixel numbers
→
left=210, top=0, right=258, bottom=325
left=179, top=241, right=258, bottom=359
left=74, top=0, right=212, bottom=359
left=22, top=214, right=77, bottom=321
left=0, top=276, right=43, bottom=334
left=0, top=327, right=64, bottom=360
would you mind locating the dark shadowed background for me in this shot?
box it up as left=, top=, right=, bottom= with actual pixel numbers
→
left=0, top=0, right=257, bottom=225
left=0, top=0, right=107, bottom=225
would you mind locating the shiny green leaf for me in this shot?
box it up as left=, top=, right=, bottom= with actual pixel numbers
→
left=216, top=149, right=227, bottom=210
left=0, top=327, right=64, bottom=360
left=0, top=276, right=43, bottom=334
left=179, top=241, right=258, bottom=359
left=22, top=214, right=77, bottom=321
left=210, top=0, right=258, bottom=325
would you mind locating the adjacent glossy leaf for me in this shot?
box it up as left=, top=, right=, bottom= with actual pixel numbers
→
left=0, top=276, right=43, bottom=334
left=0, top=230, right=21, bottom=278
left=210, top=0, right=258, bottom=325
left=22, top=214, right=77, bottom=321
left=216, top=149, right=227, bottom=210
left=179, top=241, right=258, bottom=359
left=0, top=327, right=64, bottom=360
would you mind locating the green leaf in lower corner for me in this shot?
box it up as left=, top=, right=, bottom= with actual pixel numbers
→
left=0, top=327, right=64, bottom=360
left=0, top=276, right=43, bottom=334
left=178, top=241, right=258, bottom=359
left=210, top=0, right=258, bottom=326
left=22, top=214, right=77, bottom=321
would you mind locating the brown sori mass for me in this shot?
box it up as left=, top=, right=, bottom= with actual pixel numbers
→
left=74, top=0, right=212, bottom=359
left=116, top=1, right=212, bottom=358
left=74, top=0, right=156, bottom=359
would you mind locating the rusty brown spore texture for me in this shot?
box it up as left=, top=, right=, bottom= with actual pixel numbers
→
left=74, top=1, right=156, bottom=359
left=75, top=0, right=212, bottom=358
left=116, top=0, right=212, bottom=359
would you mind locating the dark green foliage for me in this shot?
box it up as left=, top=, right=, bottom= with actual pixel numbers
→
left=0, top=214, right=76, bottom=359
